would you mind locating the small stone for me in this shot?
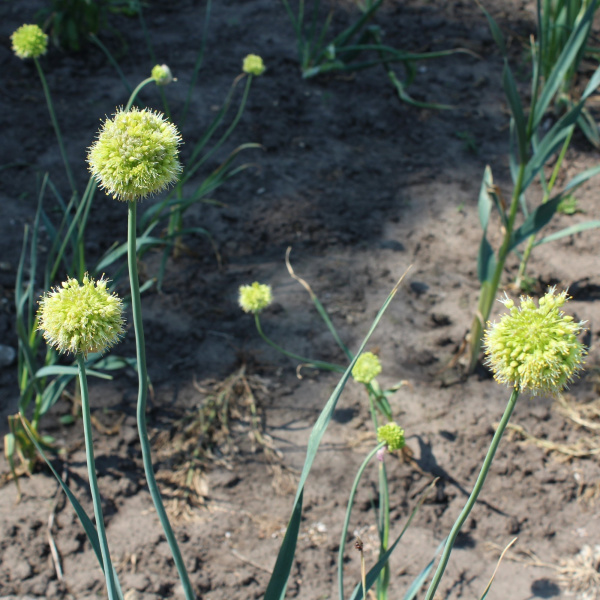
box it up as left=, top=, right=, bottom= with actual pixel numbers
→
left=0, top=345, right=16, bottom=368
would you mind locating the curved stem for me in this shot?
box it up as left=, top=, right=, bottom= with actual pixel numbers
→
left=424, top=388, right=520, bottom=600
left=125, top=77, right=156, bottom=111
left=254, top=313, right=345, bottom=373
left=127, top=201, right=195, bottom=600
left=76, top=354, right=118, bottom=600
left=338, top=442, right=385, bottom=600
left=34, top=57, right=77, bottom=197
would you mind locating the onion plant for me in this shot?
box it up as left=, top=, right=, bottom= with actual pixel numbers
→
left=467, top=0, right=600, bottom=372
left=240, top=261, right=421, bottom=599
left=280, top=0, right=470, bottom=109
left=428, top=288, right=586, bottom=598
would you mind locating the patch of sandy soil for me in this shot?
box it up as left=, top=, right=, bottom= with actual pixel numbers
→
left=1, top=0, right=600, bottom=598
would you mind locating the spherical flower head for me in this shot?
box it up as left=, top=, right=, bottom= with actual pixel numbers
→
left=87, top=107, right=182, bottom=202
left=377, top=422, right=405, bottom=452
left=11, top=24, right=48, bottom=59
left=352, top=352, right=382, bottom=384
left=242, top=54, right=266, bottom=76
left=151, top=64, right=174, bottom=85
left=484, top=288, right=586, bottom=396
left=37, top=274, right=125, bottom=356
left=239, top=282, right=272, bottom=314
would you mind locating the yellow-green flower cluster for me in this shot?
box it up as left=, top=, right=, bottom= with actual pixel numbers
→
left=484, top=288, right=586, bottom=395
left=87, top=107, right=182, bottom=202
left=377, top=422, right=405, bottom=451
left=151, top=64, right=174, bottom=85
left=11, top=24, right=48, bottom=60
left=242, top=54, right=265, bottom=76
left=37, top=275, right=124, bottom=355
left=239, top=282, right=272, bottom=314
left=352, top=352, right=381, bottom=384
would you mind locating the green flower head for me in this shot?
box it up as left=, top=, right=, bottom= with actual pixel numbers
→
left=352, top=352, right=382, bottom=384
left=242, top=54, right=266, bottom=76
left=37, top=274, right=125, bottom=356
left=151, top=64, right=174, bottom=85
left=87, top=107, right=182, bottom=202
left=484, top=288, right=586, bottom=396
left=11, top=24, right=48, bottom=60
left=239, top=282, right=272, bottom=314
left=377, top=422, right=405, bottom=452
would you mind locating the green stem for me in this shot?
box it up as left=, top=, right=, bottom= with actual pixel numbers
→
left=515, top=125, right=574, bottom=289
left=254, top=313, right=345, bottom=373
left=338, top=442, right=385, bottom=600
left=125, top=77, right=155, bottom=111
left=34, top=57, right=77, bottom=197
left=377, top=460, right=390, bottom=600
left=127, top=201, right=195, bottom=600
left=76, top=354, right=118, bottom=600
left=468, top=162, right=527, bottom=373
left=423, top=388, right=520, bottom=600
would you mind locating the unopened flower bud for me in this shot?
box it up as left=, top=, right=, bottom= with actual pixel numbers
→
left=151, top=64, right=174, bottom=85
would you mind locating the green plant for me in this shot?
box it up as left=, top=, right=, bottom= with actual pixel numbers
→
left=426, top=288, right=586, bottom=599
left=240, top=255, right=415, bottom=599
left=466, top=0, right=600, bottom=371
left=36, top=0, right=140, bottom=52
left=280, top=0, right=469, bottom=109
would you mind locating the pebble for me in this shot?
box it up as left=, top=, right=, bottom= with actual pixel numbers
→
left=0, top=344, right=16, bottom=368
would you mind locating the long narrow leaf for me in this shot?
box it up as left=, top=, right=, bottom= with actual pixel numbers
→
left=502, top=62, right=528, bottom=162
left=509, top=193, right=563, bottom=249
left=348, top=479, right=439, bottom=600
left=534, top=220, right=600, bottom=246
left=264, top=271, right=410, bottom=600
left=19, top=415, right=125, bottom=600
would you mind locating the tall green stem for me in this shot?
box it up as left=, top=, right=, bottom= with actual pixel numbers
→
left=468, top=162, right=527, bottom=373
left=76, top=354, right=118, bottom=600
left=338, top=442, right=385, bottom=600
left=34, top=57, right=77, bottom=197
left=423, top=388, right=520, bottom=600
left=127, top=201, right=195, bottom=600
left=377, top=460, right=390, bottom=600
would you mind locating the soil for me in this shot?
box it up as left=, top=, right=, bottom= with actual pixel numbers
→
left=2, top=1, right=600, bottom=599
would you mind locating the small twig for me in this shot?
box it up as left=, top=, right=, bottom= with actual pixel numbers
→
left=230, top=548, right=273, bottom=574
left=47, top=469, right=67, bottom=582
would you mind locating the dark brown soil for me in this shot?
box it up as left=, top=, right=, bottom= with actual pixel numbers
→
left=2, top=1, right=600, bottom=599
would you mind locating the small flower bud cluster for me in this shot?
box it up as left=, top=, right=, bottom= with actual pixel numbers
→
left=377, top=422, right=405, bottom=451
left=352, top=352, right=381, bottom=384
left=11, top=24, right=48, bottom=60
left=151, top=64, right=174, bottom=85
left=87, top=107, right=182, bottom=202
left=242, top=54, right=266, bottom=76
left=484, top=288, right=586, bottom=395
left=239, top=282, right=272, bottom=314
left=37, top=275, right=124, bottom=356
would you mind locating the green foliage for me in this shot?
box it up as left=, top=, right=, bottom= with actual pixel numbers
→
left=468, top=0, right=600, bottom=371
left=280, top=0, right=468, bottom=109
left=36, top=0, right=140, bottom=52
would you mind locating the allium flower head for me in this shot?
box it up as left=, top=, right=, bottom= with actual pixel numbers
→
left=352, top=352, right=382, bottom=384
left=377, top=422, right=405, bottom=452
left=239, top=282, right=272, bottom=314
left=11, top=24, right=48, bottom=59
left=151, top=64, right=174, bottom=85
left=242, top=54, right=266, bottom=76
left=87, top=107, right=182, bottom=202
left=484, top=288, right=586, bottom=396
left=38, top=275, right=124, bottom=355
